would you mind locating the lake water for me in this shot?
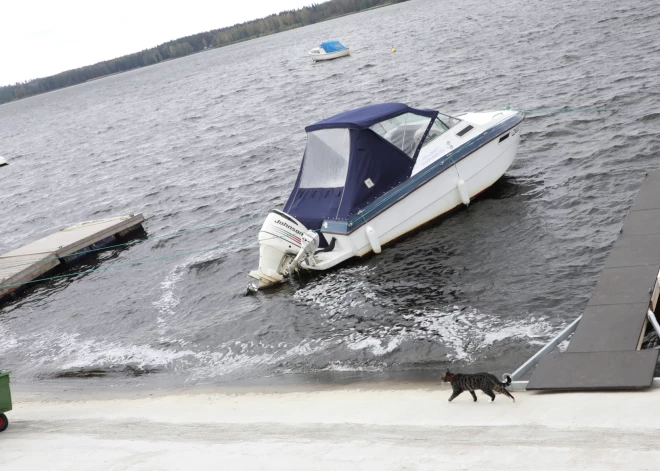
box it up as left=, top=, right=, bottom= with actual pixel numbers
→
left=1, top=0, right=660, bottom=391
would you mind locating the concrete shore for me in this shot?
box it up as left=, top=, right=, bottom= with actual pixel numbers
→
left=2, top=383, right=660, bottom=470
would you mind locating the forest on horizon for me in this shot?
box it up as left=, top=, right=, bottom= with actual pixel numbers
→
left=0, top=0, right=408, bottom=104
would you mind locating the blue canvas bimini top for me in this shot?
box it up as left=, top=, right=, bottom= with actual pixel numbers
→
left=284, top=103, right=439, bottom=236
left=320, top=40, right=346, bottom=53
left=305, top=103, right=437, bottom=132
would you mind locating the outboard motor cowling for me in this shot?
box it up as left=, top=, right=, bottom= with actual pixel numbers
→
left=248, top=210, right=316, bottom=290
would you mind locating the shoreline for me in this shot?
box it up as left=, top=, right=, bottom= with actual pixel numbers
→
left=5, top=382, right=660, bottom=470
left=9, top=369, right=445, bottom=403
left=0, top=0, right=406, bottom=105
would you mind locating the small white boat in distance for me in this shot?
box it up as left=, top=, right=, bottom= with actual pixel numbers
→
left=0, top=156, right=7, bottom=167
left=309, top=40, right=350, bottom=62
left=248, top=103, right=524, bottom=290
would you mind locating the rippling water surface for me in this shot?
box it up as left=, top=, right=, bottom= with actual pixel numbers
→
left=1, top=0, right=660, bottom=390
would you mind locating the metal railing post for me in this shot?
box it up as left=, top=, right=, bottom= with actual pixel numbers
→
left=507, top=315, right=582, bottom=381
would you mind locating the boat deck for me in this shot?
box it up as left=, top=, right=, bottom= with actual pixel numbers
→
left=0, top=214, right=145, bottom=303
left=527, top=171, right=660, bottom=390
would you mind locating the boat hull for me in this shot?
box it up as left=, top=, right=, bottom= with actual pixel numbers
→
left=306, top=126, right=521, bottom=270
left=309, top=48, right=350, bottom=62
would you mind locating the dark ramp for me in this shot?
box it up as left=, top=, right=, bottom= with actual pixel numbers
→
left=604, top=234, right=660, bottom=269
left=586, top=265, right=658, bottom=307
left=528, top=171, right=660, bottom=391
left=526, top=351, right=659, bottom=390
left=621, top=209, right=660, bottom=236
left=630, top=170, right=660, bottom=211
left=566, top=303, right=648, bottom=353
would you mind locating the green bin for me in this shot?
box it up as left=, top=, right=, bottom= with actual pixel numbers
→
left=0, top=370, right=12, bottom=432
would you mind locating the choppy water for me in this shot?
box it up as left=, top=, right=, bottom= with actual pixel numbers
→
left=1, top=0, right=660, bottom=390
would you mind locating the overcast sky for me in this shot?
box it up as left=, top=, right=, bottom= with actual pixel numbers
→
left=1, top=0, right=315, bottom=86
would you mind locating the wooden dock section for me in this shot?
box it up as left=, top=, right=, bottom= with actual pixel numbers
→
left=527, top=171, right=660, bottom=390
left=0, top=214, right=145, bottom=302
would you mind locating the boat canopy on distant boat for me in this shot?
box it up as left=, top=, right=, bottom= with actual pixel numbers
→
left=320, top=40, right=347, bottom=53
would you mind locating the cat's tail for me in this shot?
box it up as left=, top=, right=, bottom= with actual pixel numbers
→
left=502, top=374, right=512, bottom=387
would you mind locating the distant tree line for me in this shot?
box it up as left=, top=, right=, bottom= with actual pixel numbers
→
left=0, top=0, right=407, bottom=104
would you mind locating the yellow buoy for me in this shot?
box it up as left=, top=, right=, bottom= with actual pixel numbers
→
left=391, top=46, right=396, bottom=53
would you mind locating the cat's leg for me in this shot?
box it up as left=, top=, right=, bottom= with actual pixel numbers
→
left=494, top=385, right=516, bottom=402
left=469, top=390, right=477, bottom=402
left=501, top=388, right=515, bottom=402
left=484, top=387, right=496, bottom=402
left=448, top=388, right=464, bottom=402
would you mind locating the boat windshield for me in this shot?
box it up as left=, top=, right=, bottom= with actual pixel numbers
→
left=369, top=112, right=433, bottom=158
left=437, top=112, right=461, bottom=129
left=420, top=114, right=462, bottom=148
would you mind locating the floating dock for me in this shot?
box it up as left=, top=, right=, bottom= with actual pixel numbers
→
left=525, top=171, right=660, bottom=390
left=0, top=214, right=145, bottom=303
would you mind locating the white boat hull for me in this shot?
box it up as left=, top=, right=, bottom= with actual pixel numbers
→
left=309, top=48, right=350, bottom=62
left=306, top=127, right=521, bottom=270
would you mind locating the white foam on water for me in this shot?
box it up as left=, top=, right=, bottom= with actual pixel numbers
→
left=5, top=257, right=564, bottom=380
left=23, top=330, right=195, bottom=371
left=0, top=324, right=19, bottom=355
left=152, top=265, right=184, bottom=342
left=482, top=322, right=552, bottom=346
left=0, top=328, right=196, bottom=379
left=400, top=307, right=557, bottom=361
left=321, top=362, right=386, bottom=373
left=187, top=338, right=329, bottom=381
left=8, top=322, right=337, bottom=381
left=294, top=270, right=562, bottom=363
left=151, top=246, right=234, bottom=344
left=347, top=336, right=402, bottom=356
left=334, top=308, right=557, bottom=363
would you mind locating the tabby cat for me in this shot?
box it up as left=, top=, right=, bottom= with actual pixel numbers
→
left=441, top=370, right=515, bottom=402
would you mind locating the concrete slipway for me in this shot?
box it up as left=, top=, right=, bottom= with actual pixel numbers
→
left=1, top=384, right=660, bottom=470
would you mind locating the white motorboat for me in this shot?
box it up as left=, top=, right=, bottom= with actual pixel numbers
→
left=309, top=40, right=350, bottom=62
left=248, top=103, right=524, bottom=290
left=0, top=156, right=7, bottom=167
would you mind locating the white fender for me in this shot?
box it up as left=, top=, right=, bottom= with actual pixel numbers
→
left=365, top=226, right=381, bottom=254
left=457, top=179, right=470, bottom=206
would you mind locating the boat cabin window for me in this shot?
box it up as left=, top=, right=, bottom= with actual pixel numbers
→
left=369, top=112, right=432, bottom=158
left=420, top=115, right=462, bottom=148
left=300, top=128, right=350, bottom=188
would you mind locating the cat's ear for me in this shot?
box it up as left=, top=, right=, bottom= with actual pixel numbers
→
left=446, top=369, right=451, bottom=374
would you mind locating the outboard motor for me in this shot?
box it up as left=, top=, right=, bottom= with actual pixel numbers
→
left=248, top=210, right=319, bottom=291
